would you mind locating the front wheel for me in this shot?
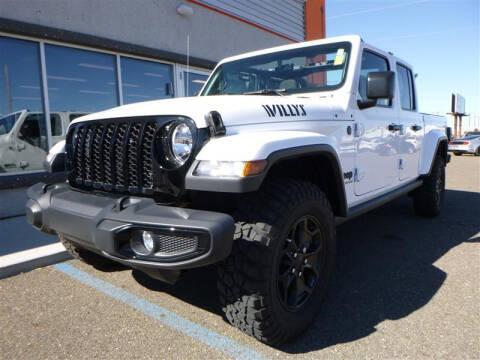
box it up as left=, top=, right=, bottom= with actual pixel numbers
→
left=475, top=147, right=480, bottom=156
left=217, top=179, right=336, bottom=345
left=412, top=156, right=446, bottom=217
left=454, top=152, right=462, bottom=156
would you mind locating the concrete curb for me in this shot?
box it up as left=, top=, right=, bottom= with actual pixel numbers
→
left=0, top=243, right=72, bottom=279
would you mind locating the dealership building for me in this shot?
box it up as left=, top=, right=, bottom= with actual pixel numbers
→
left=0, top=0, right=325, bottom=215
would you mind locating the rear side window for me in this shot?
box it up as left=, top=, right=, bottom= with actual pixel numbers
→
left=396, top=64, right=416, bottom=110
left=359, top=50, right=390, bottom=106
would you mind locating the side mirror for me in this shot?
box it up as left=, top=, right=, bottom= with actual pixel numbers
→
left=358, top=71, right=395, bottom=109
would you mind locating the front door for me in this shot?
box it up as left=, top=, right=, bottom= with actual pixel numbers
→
left=13, top=113, right=47, bottom=171
left=354, top=50, right=397, bottom=196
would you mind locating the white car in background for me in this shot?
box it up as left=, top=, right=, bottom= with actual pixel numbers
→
left=448, top=132, right=480, bottom=156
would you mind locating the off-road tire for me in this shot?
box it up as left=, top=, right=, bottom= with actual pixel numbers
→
left=412, top=156, right=445, bottom=217
left=217, top=179, right=336, bottom=345
left=59, top=234, right=118, bottom=270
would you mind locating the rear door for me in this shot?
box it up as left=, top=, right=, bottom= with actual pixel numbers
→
left=395, top=63, right=422, bottom=181
left=354, top=50, right=397, bottom=196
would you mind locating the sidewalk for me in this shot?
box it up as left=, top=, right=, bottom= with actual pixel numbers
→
left=0, top=216, right=70, bottom=278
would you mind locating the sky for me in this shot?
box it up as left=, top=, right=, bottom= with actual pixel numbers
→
left=326, top=0, right=480, bottom=130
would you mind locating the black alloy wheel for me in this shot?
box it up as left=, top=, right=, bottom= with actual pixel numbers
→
left=277, top=215, right=325, bottom=312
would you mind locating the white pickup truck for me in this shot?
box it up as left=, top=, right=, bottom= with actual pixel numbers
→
left=27, top=35, right=450, bottom=345
left=0, top=110, right=86, bottom=172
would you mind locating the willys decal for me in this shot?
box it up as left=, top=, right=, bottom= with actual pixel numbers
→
left=262, top=104, right=306, bottom=118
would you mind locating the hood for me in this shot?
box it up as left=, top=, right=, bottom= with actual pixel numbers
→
left=71, top=94, right=350, bottom=129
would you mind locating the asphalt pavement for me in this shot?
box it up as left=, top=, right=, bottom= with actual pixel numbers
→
left=1, top=155, right=478, bottom=359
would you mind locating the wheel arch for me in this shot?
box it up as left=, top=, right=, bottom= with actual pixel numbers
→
left=261, top=145, right=348, bottom=217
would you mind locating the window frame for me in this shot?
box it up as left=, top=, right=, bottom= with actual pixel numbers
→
left=396, top=62, right=416, bottom=112
left=358, top=49, right=392, bottom=108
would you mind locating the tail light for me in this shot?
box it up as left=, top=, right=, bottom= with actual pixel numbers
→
left=462, top=141, right=470, bottom=145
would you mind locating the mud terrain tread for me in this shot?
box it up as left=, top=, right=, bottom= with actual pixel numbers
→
left=217, top=179, right=334, bottom=345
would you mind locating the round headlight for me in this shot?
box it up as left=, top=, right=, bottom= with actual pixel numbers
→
left=170, top=123, right=193, bottom=165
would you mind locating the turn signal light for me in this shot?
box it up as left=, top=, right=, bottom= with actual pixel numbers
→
left=242, top=160, right=268, bottom=177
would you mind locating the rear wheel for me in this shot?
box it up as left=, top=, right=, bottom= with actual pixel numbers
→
left=59, top=234, right=119, bottom=270
left=217, top=179, right=336, bottom=345
left=412, top=156, right=445, bottom=217
left=475, top=147, right=480, bottom=156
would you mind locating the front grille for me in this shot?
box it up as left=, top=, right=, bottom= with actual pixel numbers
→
left=69, top=120, right=157, bottom=194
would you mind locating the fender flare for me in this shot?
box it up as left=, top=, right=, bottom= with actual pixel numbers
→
left=418, top=130, right=448, bottom=176
left=263, top=144, right=347, bottom=217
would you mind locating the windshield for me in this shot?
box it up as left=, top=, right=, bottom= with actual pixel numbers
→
left=0, top=111, right=23, bottom=135
left=202, top=42, right=351, bottom=96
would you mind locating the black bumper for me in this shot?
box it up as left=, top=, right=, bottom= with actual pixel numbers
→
left=26, top=183, right=235, bottom=273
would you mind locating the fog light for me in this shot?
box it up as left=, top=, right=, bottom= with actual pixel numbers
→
left=142, top=231, right=154, bottom=252
left=131, top=230, right=157, bottom=256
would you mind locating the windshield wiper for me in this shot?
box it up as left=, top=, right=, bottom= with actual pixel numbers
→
left=243, top=88, right=287, bottom=96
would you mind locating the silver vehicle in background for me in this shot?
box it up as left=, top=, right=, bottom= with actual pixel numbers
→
left=448, top=132, right=480, bottom=156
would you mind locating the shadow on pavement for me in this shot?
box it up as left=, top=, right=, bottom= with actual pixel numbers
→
left=132, top=189, right=480, bottom=352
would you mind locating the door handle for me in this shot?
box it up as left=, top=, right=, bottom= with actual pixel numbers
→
left=16, top=143, right=26, bottom=151
left=411, top=124, right=422, bottom=132
left=388, top=124, right=403, bottom=132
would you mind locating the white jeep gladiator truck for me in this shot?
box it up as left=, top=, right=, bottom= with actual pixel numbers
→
left=26, top=35, right=450, bottom=345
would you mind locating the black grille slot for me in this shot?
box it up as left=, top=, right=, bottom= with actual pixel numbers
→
left=69, top=120, right=156, bottom=194
left=142, top=122, right=156, bottom=189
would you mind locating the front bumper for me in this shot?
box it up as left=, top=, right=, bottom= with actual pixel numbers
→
left=26, top=183, right=234, bottom=277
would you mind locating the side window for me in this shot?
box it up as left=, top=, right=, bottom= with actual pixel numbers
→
left=359, top=50, right=390, bottom=106
left=396, top=64, right=416, bottom=110
left=19, top=114, right=45, bottom=149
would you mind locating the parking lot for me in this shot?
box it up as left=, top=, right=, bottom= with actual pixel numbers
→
left=1, top=155, right=478, bottom=359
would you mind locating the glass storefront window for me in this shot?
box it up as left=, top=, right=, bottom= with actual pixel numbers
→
left=0, top=35, right=205, bottom=177
left=184, top=72, right=208, bottom=97
left=121, top=57, right=174, bottom=104
left=0, top=37, right=47, bottom=173
left=45, top=44, right=119, bottom=115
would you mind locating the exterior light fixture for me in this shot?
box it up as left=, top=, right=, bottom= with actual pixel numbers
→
left=177, top=4, right=194, bottom=16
